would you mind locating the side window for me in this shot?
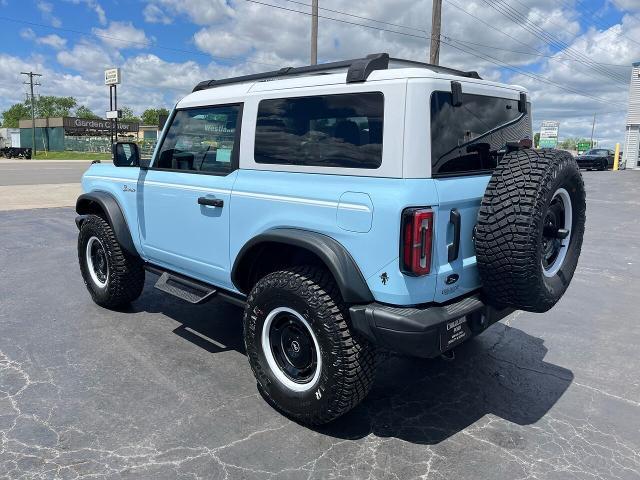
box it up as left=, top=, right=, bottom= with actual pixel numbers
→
left=155, top=104, right=241, bottom=175
left=430, top=91, right=532, bottom=176
left=254, top=92, right=384, bottom=169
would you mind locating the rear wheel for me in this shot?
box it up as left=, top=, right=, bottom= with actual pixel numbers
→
left=78, top=215, right=145, bottom=309
left=475, top=149, right=586, bottom=313
left=598, top=159, right=607, bottom=171
left=243, top=266, right=375, bottom=425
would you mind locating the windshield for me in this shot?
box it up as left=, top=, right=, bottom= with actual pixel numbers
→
left=585, top=149, right=608, bottom=156
left=430, top=91, right=532, bottom=176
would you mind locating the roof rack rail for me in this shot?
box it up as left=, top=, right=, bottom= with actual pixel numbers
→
left=388, top=58, right=481, bottom=80
left=191, top=52, right=481, bottom=92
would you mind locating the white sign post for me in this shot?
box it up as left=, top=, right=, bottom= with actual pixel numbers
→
left=104, top=68, right=121, bottom=85
left=539, top=121, right=560, bottom=149
left=105, top=68, right=122, bottom=144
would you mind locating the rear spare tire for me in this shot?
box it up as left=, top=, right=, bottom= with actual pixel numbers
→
left=475, top=149, right=586, bottom=313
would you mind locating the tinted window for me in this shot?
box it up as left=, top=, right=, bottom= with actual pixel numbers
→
left=585, top=149, right=609, bottom=156
left=255, top=92, right=384, bottom=169
left=430, top=92, right=532, bottom=176
left=155, top=105, right=241, bottom=175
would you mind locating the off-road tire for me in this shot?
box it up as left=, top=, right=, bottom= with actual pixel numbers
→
left=78, top=214, right=145, bottom=309
left=243, top=266, right=375, bottom=425
left=475, top=149, right=586, bottom=313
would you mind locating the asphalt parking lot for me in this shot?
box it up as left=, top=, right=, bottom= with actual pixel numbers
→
left=0, top=170, right=639, bottom=479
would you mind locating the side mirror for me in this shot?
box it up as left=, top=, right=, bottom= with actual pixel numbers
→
left=112, top=142, right=140, bottom=167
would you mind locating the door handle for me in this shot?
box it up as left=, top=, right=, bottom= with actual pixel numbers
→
left=448, top=208, right=461, bottom=262
left=198, top=196, right=224, bottom=208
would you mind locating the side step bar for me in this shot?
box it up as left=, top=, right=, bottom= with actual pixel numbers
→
left=144, top=265, right=246, bottom=307
left=154, top=272, right=217, bottom=304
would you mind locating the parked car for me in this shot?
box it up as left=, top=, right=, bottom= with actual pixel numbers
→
left=75, top=53, right=586, bottom=425
left=575, top=148, right=614, bottom=170
left=0, top=147, right=32, bottom=159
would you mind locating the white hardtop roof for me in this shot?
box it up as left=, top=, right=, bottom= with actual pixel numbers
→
left=177, top=67, right=527, bottom=109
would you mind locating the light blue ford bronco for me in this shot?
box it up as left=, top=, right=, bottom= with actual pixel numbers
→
left=76, top=53, right=586, bottom=425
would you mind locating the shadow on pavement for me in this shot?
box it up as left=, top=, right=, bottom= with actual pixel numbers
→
left=132, top=281, right=573, bottom=446
left=318, top=323, right=574, bottom=445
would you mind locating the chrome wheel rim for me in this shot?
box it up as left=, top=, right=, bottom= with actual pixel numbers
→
left=86, top=236, right=109, bottom=288
left=541, top=188, right=572, bottom=278
left=261, top=307, right=321, bottom=392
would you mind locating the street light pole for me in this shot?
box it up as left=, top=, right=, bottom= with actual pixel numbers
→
left=311, top=0, right=318, bottom=65
left=430, top=0, right=442, bottom=65
left=590, top=112, right=596, bottom=148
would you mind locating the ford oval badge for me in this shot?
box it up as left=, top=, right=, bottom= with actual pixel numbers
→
left=445, top=274, right=459, bottom=285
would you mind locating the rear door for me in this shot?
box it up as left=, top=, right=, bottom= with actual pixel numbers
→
left=429, top=88, right=532, bottom=303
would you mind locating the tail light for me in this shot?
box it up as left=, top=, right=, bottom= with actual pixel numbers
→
left=400, top=208, right=433, bottom=276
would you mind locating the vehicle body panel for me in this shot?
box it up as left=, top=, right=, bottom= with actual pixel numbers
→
left=80, top=66, right=531, bottom=307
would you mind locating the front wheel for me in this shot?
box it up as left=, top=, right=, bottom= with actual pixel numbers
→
left=78, top=215, right=145, bottom=309
left=243, top=266, right=375, bottom=425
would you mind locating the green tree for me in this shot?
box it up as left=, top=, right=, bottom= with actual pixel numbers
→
left=534, top=132, right=540, bottom=148
left=35, top=96, right=77, bottom=117
left=558, top=137, right=591, bottom=150
left=75, top=105, right=101, bottom=119
left=0, top=102, right=32, bottom=128
left=120, top=106, right=141, bottom=123
left=141, top=107, right=169, bottom=125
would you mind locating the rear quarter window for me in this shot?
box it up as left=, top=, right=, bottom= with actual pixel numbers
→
left=430, top=91, right=532, bottom=176
left=254, top=92, right=384, bottom=169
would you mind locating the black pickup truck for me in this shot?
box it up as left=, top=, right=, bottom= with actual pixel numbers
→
left=0, top=147, right=32, bottom=159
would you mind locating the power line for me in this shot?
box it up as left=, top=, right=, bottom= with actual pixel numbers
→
left=481, top=0, right=625, bottom=83
left=443, top=39, right=627, bottom=107
left=443, top=0, right=631, bottom=68
left=244, top=0, right=628, bottom=108
left=544, top=0, right=640, bottom=48
left=281, top=0, right=428, bottom=33
left=478, top=0, right=628, bottom=84
left=0, top=15, right=281, bottom=68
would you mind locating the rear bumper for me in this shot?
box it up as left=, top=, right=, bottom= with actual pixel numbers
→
left=349, top=293, right=514, bottom=358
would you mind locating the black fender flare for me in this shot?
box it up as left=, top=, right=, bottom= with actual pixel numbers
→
left=75, top=191, right=138, bottom=257
left=231, top=228, right=374, bottom=304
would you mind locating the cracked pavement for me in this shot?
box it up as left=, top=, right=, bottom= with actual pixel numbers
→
left=0, top=171, right=639, bottom=479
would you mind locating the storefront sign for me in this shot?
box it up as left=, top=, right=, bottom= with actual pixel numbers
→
left=104, top=68, right=121, bottom=85
left=63, top=117, right=138, bottom=133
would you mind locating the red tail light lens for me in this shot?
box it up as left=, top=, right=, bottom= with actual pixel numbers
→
left=400, top=208, right=433, bottom=276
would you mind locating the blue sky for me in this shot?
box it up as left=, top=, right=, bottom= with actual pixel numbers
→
left=0, top=0, right=638, bottom=146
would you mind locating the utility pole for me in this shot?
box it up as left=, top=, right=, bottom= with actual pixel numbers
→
left=590, top=112, right=596, bottom=148
left=430, top=0, right=442, bottom=65
left=21, top=71, right=42, bottom=158
left=311, top=0, right=318, bottom=65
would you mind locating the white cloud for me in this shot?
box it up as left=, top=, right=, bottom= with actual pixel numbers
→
left=36, top=1, right=62, bottom=28
left=57, top=41, right=121, bottom=73
left=92, top=21, right=150, bottom=49
left=143, top=4, right=172, bottom=25
left=144, top=0, right=233, bottom=25
left=20, top=28, right=67, bottom=50
left=65, top=0, right=107, bottom=25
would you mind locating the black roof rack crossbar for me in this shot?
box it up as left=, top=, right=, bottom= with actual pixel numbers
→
left=193, top=53, right=390, bottom=92
left=192, top=52, right=480, bottom=92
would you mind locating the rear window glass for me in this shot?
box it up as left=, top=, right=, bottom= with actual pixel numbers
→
left=254, top=92, right=384, bottom=169
left=430, top=91, right=532, bottom=176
